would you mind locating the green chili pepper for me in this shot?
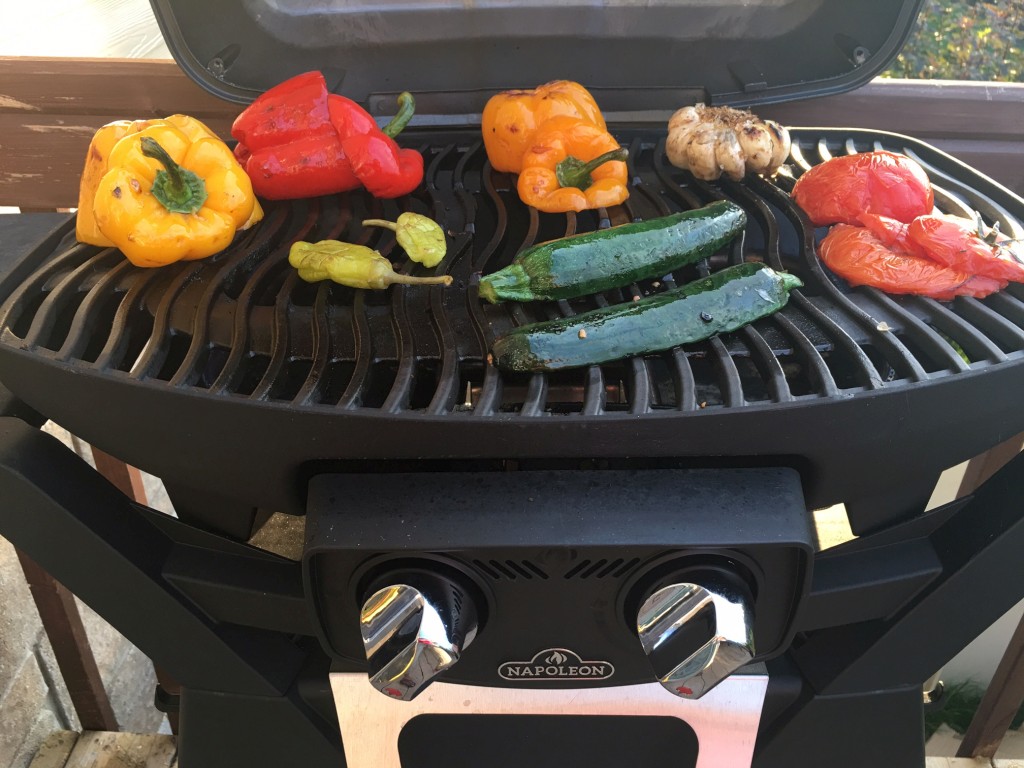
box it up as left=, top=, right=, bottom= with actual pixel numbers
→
left=363, top=213, right=447, bottom=268
left=288, top=240, right=452, bottom=290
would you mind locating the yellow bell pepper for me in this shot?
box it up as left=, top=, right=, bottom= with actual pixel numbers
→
left=76, top=118, right=157, bottom=246
left=79, top=116, right=262, bottom=267
left=481, top=81, right=607, bottom=173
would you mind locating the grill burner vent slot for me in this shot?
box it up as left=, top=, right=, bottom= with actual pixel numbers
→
left=2, top=130, right=1024, bottom=419
left=563, top=558, right=641, bottom=580
left=473, top=559, right=548, bottom=581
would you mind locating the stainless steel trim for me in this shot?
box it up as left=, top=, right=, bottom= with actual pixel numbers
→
left=330, top=672, right=769, bottom=768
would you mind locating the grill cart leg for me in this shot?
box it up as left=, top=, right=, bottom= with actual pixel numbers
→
left=0, top=417, right=344, bottom=768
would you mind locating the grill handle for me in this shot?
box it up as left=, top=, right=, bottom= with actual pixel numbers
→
left=637, top=571, right=755, bottom=699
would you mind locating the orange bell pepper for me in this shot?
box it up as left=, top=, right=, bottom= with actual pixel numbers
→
left=482, top=81, right=606, bottom=173
left=517, top=116, right=629, bottom=214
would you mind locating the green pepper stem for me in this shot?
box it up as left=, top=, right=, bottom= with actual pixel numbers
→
left=386, top=273, right=453, bottom=287
left=362, top=218, right=398, bottom=232
left=140, top=136, right=207, bottom=214
left=381, top=92, right=416, bottom=139
left=555, top=147, right=629, bottom=190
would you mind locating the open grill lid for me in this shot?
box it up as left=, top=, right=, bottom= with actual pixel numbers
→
left=149, top=0, right=925, bottom=112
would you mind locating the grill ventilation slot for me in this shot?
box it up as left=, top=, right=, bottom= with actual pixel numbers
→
left=473, top=559, right=548, bottom=581
left=563, top=558, right=640, bottom=580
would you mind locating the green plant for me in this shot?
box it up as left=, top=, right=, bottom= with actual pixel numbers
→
left=925, top=681, right=1024, bottom=739
left=883, top=0, right=1023, bottom=81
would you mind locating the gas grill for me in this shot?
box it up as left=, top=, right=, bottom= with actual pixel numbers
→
left=2, top=1, right=1024, bottom=767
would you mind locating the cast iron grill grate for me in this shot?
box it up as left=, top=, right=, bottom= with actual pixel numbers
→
left=3, top=128, right=1024, bottom=418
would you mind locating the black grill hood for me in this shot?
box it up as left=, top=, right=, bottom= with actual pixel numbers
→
left=149, top=0, right=925, bottom=112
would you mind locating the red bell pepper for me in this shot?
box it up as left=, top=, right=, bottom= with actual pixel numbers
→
left=792, top=151, right=934, bottom=227
left=340, top=91, right=424, bottom=199
left=230, top=71, right=424, bottom=200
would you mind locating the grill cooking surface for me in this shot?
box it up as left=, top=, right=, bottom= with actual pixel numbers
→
left=2, top=127, right=1024, bottom=519
left=6, top=128, right=1024, bottom=413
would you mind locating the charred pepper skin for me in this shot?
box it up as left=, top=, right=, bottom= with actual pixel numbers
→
left=231, top=72, right=425, bottom=200
left=86, top=122, right=262, bottom=268
left=77, top=115, right=261, bottom=247
left=517, top=115, right=630, bottom=213
left=482, top=80, right=607, bottom=173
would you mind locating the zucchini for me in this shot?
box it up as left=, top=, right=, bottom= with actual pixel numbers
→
left=491, top=262, right=803, bottom=372
left=478, top=200, right=747, bottom=303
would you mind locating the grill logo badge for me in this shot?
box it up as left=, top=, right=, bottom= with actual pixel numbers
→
left=498, top=648, right=614, bottom=681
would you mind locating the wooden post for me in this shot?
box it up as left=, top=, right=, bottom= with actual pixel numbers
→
left=16, top=550, right=119, bottom=732
left=953, top=431, right=1024, bottom=758
left=956, top=613, right=1024, bottom=758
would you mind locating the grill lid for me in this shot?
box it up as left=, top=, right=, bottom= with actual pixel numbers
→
left=148, top=0, right=925, bottom=112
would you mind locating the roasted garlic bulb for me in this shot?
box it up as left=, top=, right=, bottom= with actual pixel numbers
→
left=666, top=105, right=791, bottom=181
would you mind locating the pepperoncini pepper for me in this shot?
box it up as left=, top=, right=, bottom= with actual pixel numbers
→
left=362, top=212, right=447, bottom=268
left=87, top=121, right=262, bottom=268
left=289, top=240, right=453, bottom=289
left=517, top=116, right=630, bottom=213
left=482, top=80, right=607, bottom=173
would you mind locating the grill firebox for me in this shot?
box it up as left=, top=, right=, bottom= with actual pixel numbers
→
left=2, top=127, right=1024, bottom=533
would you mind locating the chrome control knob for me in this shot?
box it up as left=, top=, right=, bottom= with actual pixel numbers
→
left=636, top=572, right=755, bottom=700
left=360, top=573, right=479, bottom=702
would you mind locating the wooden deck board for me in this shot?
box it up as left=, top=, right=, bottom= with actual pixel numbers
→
left=28, top=731, right=80, bottom=768
left=61, top=732, right=176, bottom=768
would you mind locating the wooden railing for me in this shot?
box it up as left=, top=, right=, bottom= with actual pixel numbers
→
left=2, top=57, right=1023, bottom=207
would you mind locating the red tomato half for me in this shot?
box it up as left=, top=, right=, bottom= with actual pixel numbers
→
left=792, top=151, right=934, bottom=227
left=819, top=224, right=1005, bottom=300
left=856, top=213, right=921, bottom=255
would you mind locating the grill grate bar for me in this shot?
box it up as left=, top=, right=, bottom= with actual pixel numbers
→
left=23, top=248, right=121, bottom=354
left=906, top=296, right=1006, bottom=365
left=730, top=177, right=839, bottom=397
left=0, top=241, right=100, bottom=349
left=250, top=271, right=299, bottom=400
left=425, top=145, right=469, bottom=414
left=295, top=283, right=332, bottom=404
left=205, top=201, right=317, bottom=393
left=127, top=262, right=205, bottom=380
left=168, top=210, right=284, bottom=388
left=747, top=174, right=884, bottom=390
left=860, top=287, right=970, bottom=374
left=56, top=258, right=134, bottom=363
left=337, top=292, right=371, bottom=409
left=954, top=297, right=1024, bottom=352
left=985, top=292, right=1024, bottom=329
left=91, top=267, right=162, bottom=370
